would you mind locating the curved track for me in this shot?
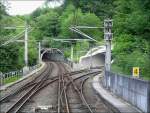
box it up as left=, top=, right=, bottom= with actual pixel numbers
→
left=56, top=63, right=101, bottom=113
left=4, top=63, right=53, bottom=113
left=0, top=61, right=113, bottom=113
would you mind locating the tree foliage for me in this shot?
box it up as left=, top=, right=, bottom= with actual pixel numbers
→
left=60, top=5, right=102, bottom=41
left=0, top=0, right=150, bottom=80
left=112, top=0, right=150, bottom=79
left=0, top=2, right=24, bottom=72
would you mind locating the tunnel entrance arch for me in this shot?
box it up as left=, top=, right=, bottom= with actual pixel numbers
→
left=41, top=48, right=64, bottom=62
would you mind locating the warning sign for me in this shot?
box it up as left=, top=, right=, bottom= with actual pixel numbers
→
left=133, top=67, right=139, bottom=78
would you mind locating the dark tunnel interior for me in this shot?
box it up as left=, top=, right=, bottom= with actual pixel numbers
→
left=42, top=51, right=65, bottom=62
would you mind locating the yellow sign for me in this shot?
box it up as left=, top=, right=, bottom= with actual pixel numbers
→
left=133, top=67, right=139, bottom=77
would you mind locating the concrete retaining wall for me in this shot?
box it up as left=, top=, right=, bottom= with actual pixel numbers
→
left=104, top=71, right=150, bottom=112
left=80, top=53, right=105, bottom=68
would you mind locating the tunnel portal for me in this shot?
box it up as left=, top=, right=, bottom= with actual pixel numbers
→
left=41, top=48, right=65, bottom=62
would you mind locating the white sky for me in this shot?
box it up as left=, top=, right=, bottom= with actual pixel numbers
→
left=5, top=0, right=63, bottom=15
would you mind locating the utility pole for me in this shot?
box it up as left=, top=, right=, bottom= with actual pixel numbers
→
left=24, top=22, right=28, bottom=67
left=38, top=42, right=41, bottom=64
left=71, top=44, right=74, bottom=61
left=90, top=46, right=93, bottom=69
left=104, top=19, right=113, bottom=71
left=104, top=19, right=113, bottom=88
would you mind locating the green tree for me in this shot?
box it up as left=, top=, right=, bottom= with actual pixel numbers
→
left=112, top=0, right=150, bottom=79
left=60, top=6, right=102, bottom=41
left=64, top=0, right=114, bottom=18
left=32, top=11, right=60, bottom=40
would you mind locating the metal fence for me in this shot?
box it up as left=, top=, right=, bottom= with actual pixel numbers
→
left=0, top=64, right=40, bottom=86
left=104, top=71, right=150, bottom=112
left=0, top=70, right=23, bottom=86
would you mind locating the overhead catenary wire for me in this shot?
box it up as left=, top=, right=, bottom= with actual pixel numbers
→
left=0, top=28, right=33, bottom=47
left=69, top=27, right=98, bottom=42
left=0, top=30, right=25, bottom=47
left=74, top=26, right=104, bottom=29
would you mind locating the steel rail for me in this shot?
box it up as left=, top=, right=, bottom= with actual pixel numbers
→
left=5, top=63, right=53, bottom=113
left=57, top=62, right=66, bottom=113
left=80, top=77, right=94, bottom=113
left=60, top=65, right=70, bottom=113
left=0, top=82, right=36, bottom=103
left=0, top=68, right=88, bottom=103
left=66, top=75, right=94, bottom=113
left=2, top=62, right=102, bottom=113
left=59, top=71, right=101, bottom=111
left=57, top=73, right=61, bottom=113
left=59, top=71, right=101, bottom=101
left=0, top=63, right=49, bottom=103
left=57, top=62, right=69, bottom=113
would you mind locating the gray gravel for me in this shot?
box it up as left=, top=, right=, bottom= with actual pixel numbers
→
left=83, top=76, right=111, bottom=113
left=21, top=62, right=60, bottom=113
left=0, top=62, right=113, bottom=113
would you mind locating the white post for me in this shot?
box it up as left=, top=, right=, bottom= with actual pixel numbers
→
left=24, top=22, right=28, bottom=67
left=77, top=52, right=78, bottom=62
left=90, top=48, right=92, bottom=69
left=105, top=40, right=111, bottom=71
left=0, top=72, right=3, bottom=86
left=38, top=42, right=41, bottom=64
left=71, top=45, right=74, bottom=61
left=105, top=40, right=111, bottom=87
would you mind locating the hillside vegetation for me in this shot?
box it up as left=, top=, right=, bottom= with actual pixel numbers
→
left=0, top=0, right=149, bottom=80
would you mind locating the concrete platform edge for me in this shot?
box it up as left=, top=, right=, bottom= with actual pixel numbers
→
left=92, top=75, right=142, bottom=113
left=0, top=62, right=45, bottom=91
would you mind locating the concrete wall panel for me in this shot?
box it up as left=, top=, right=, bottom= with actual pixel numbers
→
left=104, top=71, right=150, bottom=112
left=80, top=53, right=105, bottom=68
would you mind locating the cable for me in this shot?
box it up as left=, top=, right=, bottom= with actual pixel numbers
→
left=69, top=27, right=98, bottom=42
left=0, top=28, right=33, bottom=47
left=0, top=30, right=25, bottom=47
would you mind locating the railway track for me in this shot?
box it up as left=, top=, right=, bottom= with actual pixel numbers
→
left=0, top=64, right=95, bottom=104
left=4, top=63, right=54, bottom=113
left=56, top=63, right=101, bottom=113
left=80, top=77, right=93, bottom=113
left=0, top=61, right=111, bottom=113
left=0, top=63, right=50, bottom=103
left=0, top=62, right=55, bottom=113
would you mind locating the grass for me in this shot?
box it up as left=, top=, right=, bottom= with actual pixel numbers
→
left=142, top=76, right=150, bottom=81
left=111, top=65, right=127, bottom=75
left=111, top=65, right=150, bottom=81
left=3, top=75, right=21, bottom=84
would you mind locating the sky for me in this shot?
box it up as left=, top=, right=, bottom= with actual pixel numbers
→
left=5, top=0, right=63, bottom=15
